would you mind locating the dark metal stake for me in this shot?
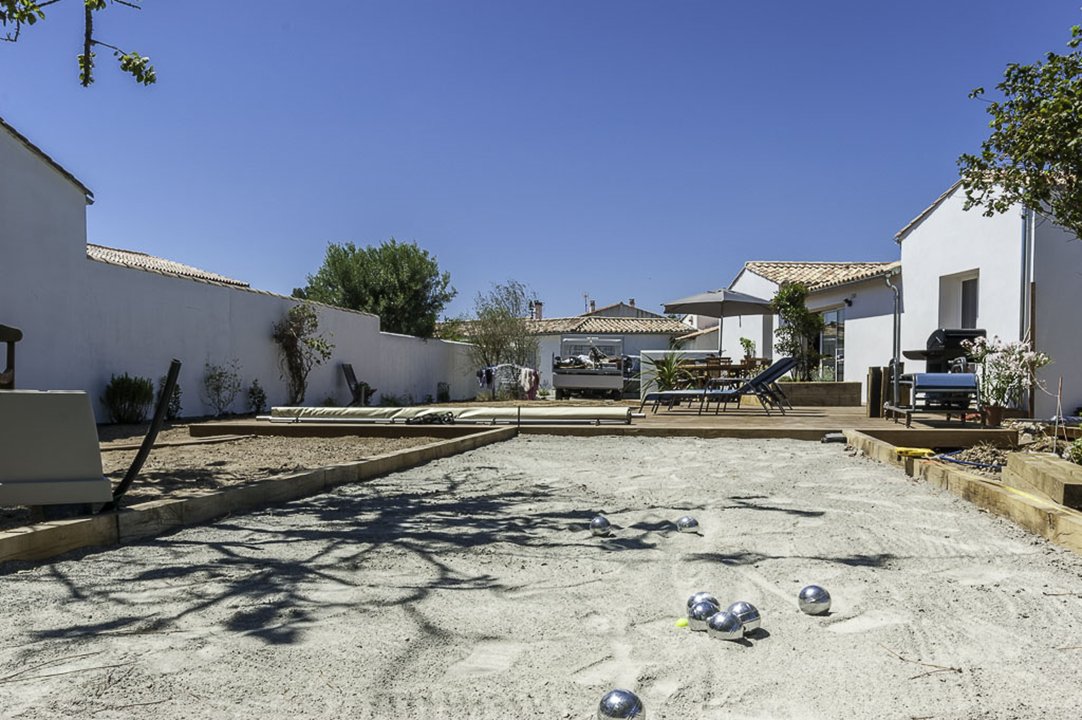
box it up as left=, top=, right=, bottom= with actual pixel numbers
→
left=100, top=359, right=182, bottom=512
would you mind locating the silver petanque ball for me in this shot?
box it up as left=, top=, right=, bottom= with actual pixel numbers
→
left=683, top=593, right=718, bottom=610
left=598, top=689, right=645, bottom=719
left=707, top=610, right=744, bottom=640
left=798, top=585, right=831, bottom=615
left=688, top=600, right=721, bottom=631
left=590, top=515, right=612, bottom=537
left=675, top=515, right=699, bottom=533
left=726, top=601, right=761, bottom=633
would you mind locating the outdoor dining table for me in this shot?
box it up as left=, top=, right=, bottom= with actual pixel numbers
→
left=678, top=359, right=759, bottom=387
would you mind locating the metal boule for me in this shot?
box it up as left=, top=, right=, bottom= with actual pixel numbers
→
left=687, top=600, right=721, bottom=631
left=798, top=585, right=831, bottom=615
left=590, top=515, right=612, bottom=537
left=598, top=688, right=645, bottom=719
left=726, top=600, right=761, bottom=633
left=686, top=592, right=719, bottom=611
left=675, top=515, right=699, bottom=533
left=707, top=610, right=744, bottom=640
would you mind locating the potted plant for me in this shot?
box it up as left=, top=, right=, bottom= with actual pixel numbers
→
left=739, top=337, right=756, bottom=362
left=962, top=336, right=1051, bottom=427
left=639, top=353, right=695, bottom=392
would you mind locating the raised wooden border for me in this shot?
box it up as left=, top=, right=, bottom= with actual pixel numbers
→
left=845, top=430, right=1082, bottom=556
left=0, top=427, right=516, bottom=565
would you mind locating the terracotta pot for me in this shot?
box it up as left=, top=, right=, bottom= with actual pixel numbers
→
left=984, top=405, right=1005, bottom=428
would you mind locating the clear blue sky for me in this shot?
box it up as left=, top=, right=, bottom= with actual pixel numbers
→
left=3, top=1, right=1079, bottom=319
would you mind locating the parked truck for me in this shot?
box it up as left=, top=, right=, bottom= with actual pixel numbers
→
left=551, top=336, right=635, bottom=400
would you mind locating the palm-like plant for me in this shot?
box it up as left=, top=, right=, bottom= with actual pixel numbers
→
left=639, top=353, right=695, bottom=392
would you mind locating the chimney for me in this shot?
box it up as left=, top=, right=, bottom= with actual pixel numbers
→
left=532, top=301, right=543, bottom=320
left=628, top=298, right=635, bottom=307
left=589, top=300, right=596, bottom=313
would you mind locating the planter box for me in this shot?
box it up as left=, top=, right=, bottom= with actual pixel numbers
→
left=776, top=381, right=862, bottom=406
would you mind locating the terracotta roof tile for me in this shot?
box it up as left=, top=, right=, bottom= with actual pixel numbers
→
left=744, top=261, right=900, bottom=291
left=526, top=316, right=692, bottom=335
left=87, top=243, right=249, bottom=287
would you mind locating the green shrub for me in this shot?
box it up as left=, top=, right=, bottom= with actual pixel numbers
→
left=201, top=360, right=242, bottom=417
left=156, top=375, right=182, bottom=420
left=1067, top=438, right=1082, bottom=466
left=247, top=379, right=267, bottom=414
left=102, top=373, right=154, bottom=424
left=380, top=392, right=410, bottom=407
left=639, top=353, right=694, bottom=392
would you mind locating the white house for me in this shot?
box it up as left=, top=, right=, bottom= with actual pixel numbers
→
left=895, top=180, right=1082, bottom=418
left=680, top=261, right=901, bottom=399
left=582, top=299, right=665, bottom=319
left=0, top=117, right=477, bottom=419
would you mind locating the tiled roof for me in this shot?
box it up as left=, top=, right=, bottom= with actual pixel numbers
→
left=676, top=325, right=718, bottom=340
left=526, top=316, right=692, bottom=335
left=87, top=244, right=250, bottom=287
left=744, top=261, right=900, bottom=291
left=1, top=116, right=93, bottom=201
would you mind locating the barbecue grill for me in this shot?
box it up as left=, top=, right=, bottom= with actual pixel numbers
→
left=902, top=328, right=986, bottom=373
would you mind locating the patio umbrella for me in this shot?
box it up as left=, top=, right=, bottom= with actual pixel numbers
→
left=663, top=288, right=773, bottom=353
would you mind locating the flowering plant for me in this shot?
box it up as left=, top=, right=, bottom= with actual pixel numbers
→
left=962, top=336, right=1051, bottom=408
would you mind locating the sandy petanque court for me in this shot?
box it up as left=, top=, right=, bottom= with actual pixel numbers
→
left=3, top=436, right=1082, bottom=718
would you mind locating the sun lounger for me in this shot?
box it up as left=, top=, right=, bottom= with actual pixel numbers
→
left=640, top=357, right=797, bottom=416
left=886, top=372, right=981, bottom=428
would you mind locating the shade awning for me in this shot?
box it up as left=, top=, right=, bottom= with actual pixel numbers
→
left=663, top=289, right=773, bottom=318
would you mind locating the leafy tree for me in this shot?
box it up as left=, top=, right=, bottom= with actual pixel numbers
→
left=297, top=239, right=456, bottom=339
left=771, top=282, right=823, bottom=382
left=468, top=280, right=539, bottom=369
left=272, top=303, right=334, bottom=405
left=1, top=0, right=156, bottom=86
left=958, top=23, right=1082, bottom=237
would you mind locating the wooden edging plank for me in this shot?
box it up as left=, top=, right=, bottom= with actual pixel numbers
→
left=100, top=434, right=253, bottom=453
left=845, top=430, right=1082, bottom=556
left=0, top=427, right=517, bottom=565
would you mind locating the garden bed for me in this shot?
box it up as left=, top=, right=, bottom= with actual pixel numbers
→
left=0, top=425, right=444, bottom=532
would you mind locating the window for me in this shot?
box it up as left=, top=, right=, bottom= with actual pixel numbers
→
left=961, top=278, right=979, bottom=329
left=938, top=270, right=980, bottom=329
left=818, top=308, right=844, bottom=381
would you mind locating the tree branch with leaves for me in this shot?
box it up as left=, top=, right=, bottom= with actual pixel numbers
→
left=958, top=22, right=1082, bottom=237
left=272, top=304, right=334, bottom=406
left=467, top=280, right=539, bottom=370
left=1, top=0, right=155, bottom=86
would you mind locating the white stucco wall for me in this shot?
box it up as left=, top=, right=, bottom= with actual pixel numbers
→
left=1033, top=221, right=1082, bottom=417
left=898, top=185, right=1023, bottom=370
left=723, top=270, right=778, bottom=360
left=1, top=125, right=477, bottom=419
left=679, top=329, right=720, bottom=352
left=806, top=275, right=901, bottom=402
